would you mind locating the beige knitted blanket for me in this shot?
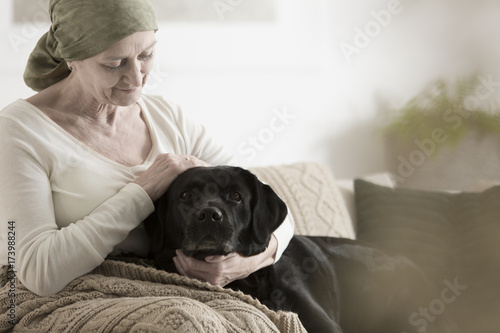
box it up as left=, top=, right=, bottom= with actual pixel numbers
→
left=0, top=162, right=348, bottom=332
left=0, top=260, right=306, bottom=332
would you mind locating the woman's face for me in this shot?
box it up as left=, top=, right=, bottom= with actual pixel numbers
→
left=69, top=31, right=156, bottom=107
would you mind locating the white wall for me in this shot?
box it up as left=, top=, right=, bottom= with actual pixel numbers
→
left=2, top=0, right=500, bottom=179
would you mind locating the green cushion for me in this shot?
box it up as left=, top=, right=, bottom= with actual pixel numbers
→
left=355, top=179, right=500, bottom=279
left=354, top=179, right=458, bottom=285
left=354, top=179, right=500, bottom=330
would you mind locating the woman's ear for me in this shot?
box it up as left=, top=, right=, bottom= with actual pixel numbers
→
left=66, top=61, right=74, bottom=72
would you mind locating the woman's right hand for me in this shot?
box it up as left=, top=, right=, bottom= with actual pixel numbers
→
left=133, top=153, right=209, bottom=201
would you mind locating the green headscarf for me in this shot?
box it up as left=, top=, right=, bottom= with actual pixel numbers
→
left=24, top=0, right=158, bottom=92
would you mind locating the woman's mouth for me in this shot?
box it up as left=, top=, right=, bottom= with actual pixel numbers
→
left=120, top=87, right=139, bottom=94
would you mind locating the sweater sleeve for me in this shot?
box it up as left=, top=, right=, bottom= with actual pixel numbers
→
left=0, top=117, right=154, bottom=296
left=272, top=213, right=294, bottom=263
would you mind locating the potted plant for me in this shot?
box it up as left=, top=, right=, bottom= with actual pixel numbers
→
left=381, top=74, right=500, bottom=190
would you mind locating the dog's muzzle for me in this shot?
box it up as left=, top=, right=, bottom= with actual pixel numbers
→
left=182, top=203, right=236, bottom=259
left=197, top=206, right=223, bottom=223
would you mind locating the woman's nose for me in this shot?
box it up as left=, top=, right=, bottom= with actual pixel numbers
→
left=123, top=60, right=144, bottom=87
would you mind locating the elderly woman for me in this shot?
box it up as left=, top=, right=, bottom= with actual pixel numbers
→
left=0, top=0, right=293, bottom=296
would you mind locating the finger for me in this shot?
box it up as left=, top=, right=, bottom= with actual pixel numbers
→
left=175, top=250, right=233, bottom=286
left=176, top=250, right=201, bottom=266
left=175, top=250, right=193, bottom=270
left=176, top=250, right=210, bottom=277
left=174, top=255, right=208, bottom=283
left=175, top=251, right=203, bottom=275
left=204, top=255, right=223, bottom=263
left=173, top=256, right=187, bottom=277
left=218, top=280, right=229, bottom=287
left=205, top=253, right=237, bottom=263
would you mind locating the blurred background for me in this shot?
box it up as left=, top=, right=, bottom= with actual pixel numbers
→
left=2, top=0, right=500, bottom=181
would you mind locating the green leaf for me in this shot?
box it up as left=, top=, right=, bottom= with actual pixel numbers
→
left=381, top=74, right=500, bottom=156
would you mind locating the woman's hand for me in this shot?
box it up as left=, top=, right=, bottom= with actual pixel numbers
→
left=133, top=153, right=209, bottom=201
left=173, top=235, right=279, bottom=287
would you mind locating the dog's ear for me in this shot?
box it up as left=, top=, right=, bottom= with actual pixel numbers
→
left=247, top=171, right=288, bottom=252
left=143, top=198, right=168, bottom=254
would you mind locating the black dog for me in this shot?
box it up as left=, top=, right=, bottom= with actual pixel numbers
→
left=144, top=166, right=459, bottom=333
left=144, top=166, right=287, bottom=265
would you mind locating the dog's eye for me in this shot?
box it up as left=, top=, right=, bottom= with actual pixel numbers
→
left=229, top=191, right=242, bottom=202
left=180, top=191, right=192, bottom=200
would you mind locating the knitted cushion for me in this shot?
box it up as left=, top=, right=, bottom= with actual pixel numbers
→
left=250, top=162, right=354, bottom=239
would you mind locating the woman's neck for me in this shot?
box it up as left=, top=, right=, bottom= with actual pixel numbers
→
left=59, top=77, right=122, bottom=125
left=28, top=77, right=125, bottom=128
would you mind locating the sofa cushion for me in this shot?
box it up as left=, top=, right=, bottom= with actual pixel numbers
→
left=354, top=179, right=458, bottom=285
left=250, top=162, right=355, bottom=239
left=336, top=172, right=396, bottom=230
left=354, top=179, right=500, bottom=331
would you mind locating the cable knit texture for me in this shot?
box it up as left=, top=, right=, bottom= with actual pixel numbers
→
left=0, top=260, right=305, bottom=332
left=250, top=162, right=354, bottom=239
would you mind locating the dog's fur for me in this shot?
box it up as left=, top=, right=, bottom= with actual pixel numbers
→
left=145, top=166, right=287, bottom=266
left=144, top=166, right=459, bottom=333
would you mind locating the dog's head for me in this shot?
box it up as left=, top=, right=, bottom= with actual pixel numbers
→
left=144, top=166, right=288, bottom=260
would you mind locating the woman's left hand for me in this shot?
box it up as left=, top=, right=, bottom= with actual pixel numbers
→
left=173, top=235, right=278, bottom=287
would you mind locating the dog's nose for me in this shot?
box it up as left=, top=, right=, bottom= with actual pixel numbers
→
left=197, top=207, right=223, bottom=222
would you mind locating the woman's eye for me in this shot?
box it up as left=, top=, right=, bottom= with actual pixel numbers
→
left=229, top=192, right=242, bottom=202
left=101, top=51, right=152, bottom=72
left=139, top=51, right=154, bottom=61
left=180, top=191, right=192, bottom=200
left=103, top=62, right=124, bottom=72
left=105, top=66, right=122, bottom=72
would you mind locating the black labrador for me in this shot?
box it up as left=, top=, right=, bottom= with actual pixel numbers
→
left=144, top=166, right=459, bottom=333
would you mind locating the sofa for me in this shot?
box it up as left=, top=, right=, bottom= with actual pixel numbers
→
left=339, top=170, right=500, bottom=333
left=1, top=162, right=498, bottom=332
left=255, top=162, right=500, bottom=333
